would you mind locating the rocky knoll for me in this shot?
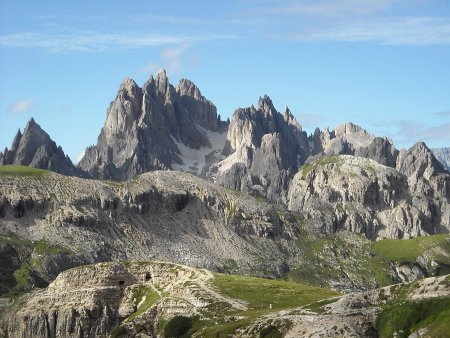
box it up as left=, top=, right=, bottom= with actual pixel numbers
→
left=0, top=118, right=82, bottom=177
left=287, top=154, right=450, bottom=239
left=78, top=70, right=227, bottom=180
left=4, top=261, right=246, bottom=337
left=311, top=122, right=398, bottom=167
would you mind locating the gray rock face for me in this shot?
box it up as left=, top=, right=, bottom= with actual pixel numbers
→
left=432, top=147, right=450, bottom=172
left=287, top=153, right=450, bottom=239
left=78, top=70, right=226, bottom=180
left=0, top=118, right=82, bottom=177
left=311, top=122, right=398, bottom=167
left=209, top=96, right=310, bottom=201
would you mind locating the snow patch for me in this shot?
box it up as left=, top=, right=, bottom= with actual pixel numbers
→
left=172, top=126, right=227, bottom=176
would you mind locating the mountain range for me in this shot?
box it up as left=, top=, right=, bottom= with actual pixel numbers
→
left=0, top=70, right=449, bottom=337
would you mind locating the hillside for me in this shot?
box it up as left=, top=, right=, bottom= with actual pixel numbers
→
left=1, top=165, right=449, bottom=297
left=1, top=261, right=448, bottom=337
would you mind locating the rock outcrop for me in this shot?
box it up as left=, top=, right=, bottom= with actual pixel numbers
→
left=209, top=96, right=310, bottom=201
left=0, top=118, right=82, bottom=177
left=287, top=154, right=450, bottom=239
left=432, top=147, right=450, bottom=172
left=78, top=70, right=227, bottom=180
left=310, top=122, right=398, bottom=167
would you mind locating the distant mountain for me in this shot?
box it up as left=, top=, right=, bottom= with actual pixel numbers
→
left=432, top=147, right=450, bottom=171
left=0, top=118, right=82, bottom=177
left=77, top=70, right=227, bottom=180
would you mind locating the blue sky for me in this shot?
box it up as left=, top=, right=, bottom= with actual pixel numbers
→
left=1, top=0, right=449, bottom=163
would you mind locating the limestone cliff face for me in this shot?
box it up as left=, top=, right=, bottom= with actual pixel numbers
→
left=287, top=154, right=450, bottom=239
left=6, top=261, right=241, bottom=338
left=78, top=70, right=225, bottom=180
left=0, top=170, right=292, bottom=277
left=432, top=147, right=450, bottom=172
left=209, top=96, right=310, bottom=201
left=0, top=118, right=82, bottom=177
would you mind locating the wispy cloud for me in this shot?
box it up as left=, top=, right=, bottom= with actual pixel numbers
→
left=433, top=110, right=450, bottom=117
left=0, top=31, right=230, bottom=53
left=141, top=43, right=193, bottom=76
left=294, top=17, right=450, bottom=45
left=373, top=119, right=450, bottom=148
left=255, top=0, right=402, bottom=18
left=7, top=99, right=36, bottom=114
left=297, top=113, right=328, bottom=129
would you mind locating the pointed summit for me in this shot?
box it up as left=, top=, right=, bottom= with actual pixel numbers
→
left=78, top=70, right=221, bottom=180
left=11, top=128, right=23, bottom=152
left=0, top=118, right=82, bottom=176
left=258, top=95, right=275, bottom=114
left=156, top=69, right=168, bottom=93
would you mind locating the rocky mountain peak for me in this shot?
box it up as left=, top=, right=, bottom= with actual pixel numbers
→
left=396, top=141, right=445, bottom=179
left=155, top=69, right=169, bottom=93
left=11, top=128, right=22, bottom=152
left=177, top=78, right=202, bottom=99
left=78, top=70, right=224, bottom=180
left=0, top=118, right=81, bottom=176
left=283, top=106, right=302, bottom=131
left=258, top=95, right=276, bottom=116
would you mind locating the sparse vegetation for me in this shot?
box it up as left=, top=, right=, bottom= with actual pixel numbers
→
left=300, top=155, right=342, bottom=179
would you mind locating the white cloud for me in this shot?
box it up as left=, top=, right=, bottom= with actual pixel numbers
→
left=0, top=31, right=229, bottom=53
left=8, top=99, right=36, bottom=114
left=293, top=17, right=450, bottom=45
left=75, top=150, right=85, bottom=164
left=140, top=43, right=192, bottom=76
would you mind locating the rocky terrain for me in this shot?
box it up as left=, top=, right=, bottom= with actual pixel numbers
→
left=1, top=261, right=448, bottom=337
left=78, top=70, right=227, bottom=180
left=1, top=70, right=450, bottom=336
left=0, top=119, right=82, bottom=177
left=1, top=167, right=449, bottom=296
left=433, top=147, right=450, bottom=172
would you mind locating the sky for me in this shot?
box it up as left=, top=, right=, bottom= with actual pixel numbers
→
left=1, top=0, right=449, bottom=163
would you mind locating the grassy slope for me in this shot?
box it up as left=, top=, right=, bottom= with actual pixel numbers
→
left=377, top=276, right=450, bottom=337
left=192, top=274, right=340, bottom=337
left=0, top=165, right=48, bottom=177
left=288, top=233, right=450, bottom=289
left=0, top=234, right=74, bottom=297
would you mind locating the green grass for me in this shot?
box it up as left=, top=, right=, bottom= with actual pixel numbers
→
left=212, top=273, right=340, bottom=312
left=288, top=233, right=450, bottom=290
left=377, top=297, right=450, bottom=338
left=195, top=273, right=340, bottom=337
left=125, top=285, right=160, bottom=322
left=374, top=235, right=450, bottom=264
left=0, top=165, right=48, bottom=177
